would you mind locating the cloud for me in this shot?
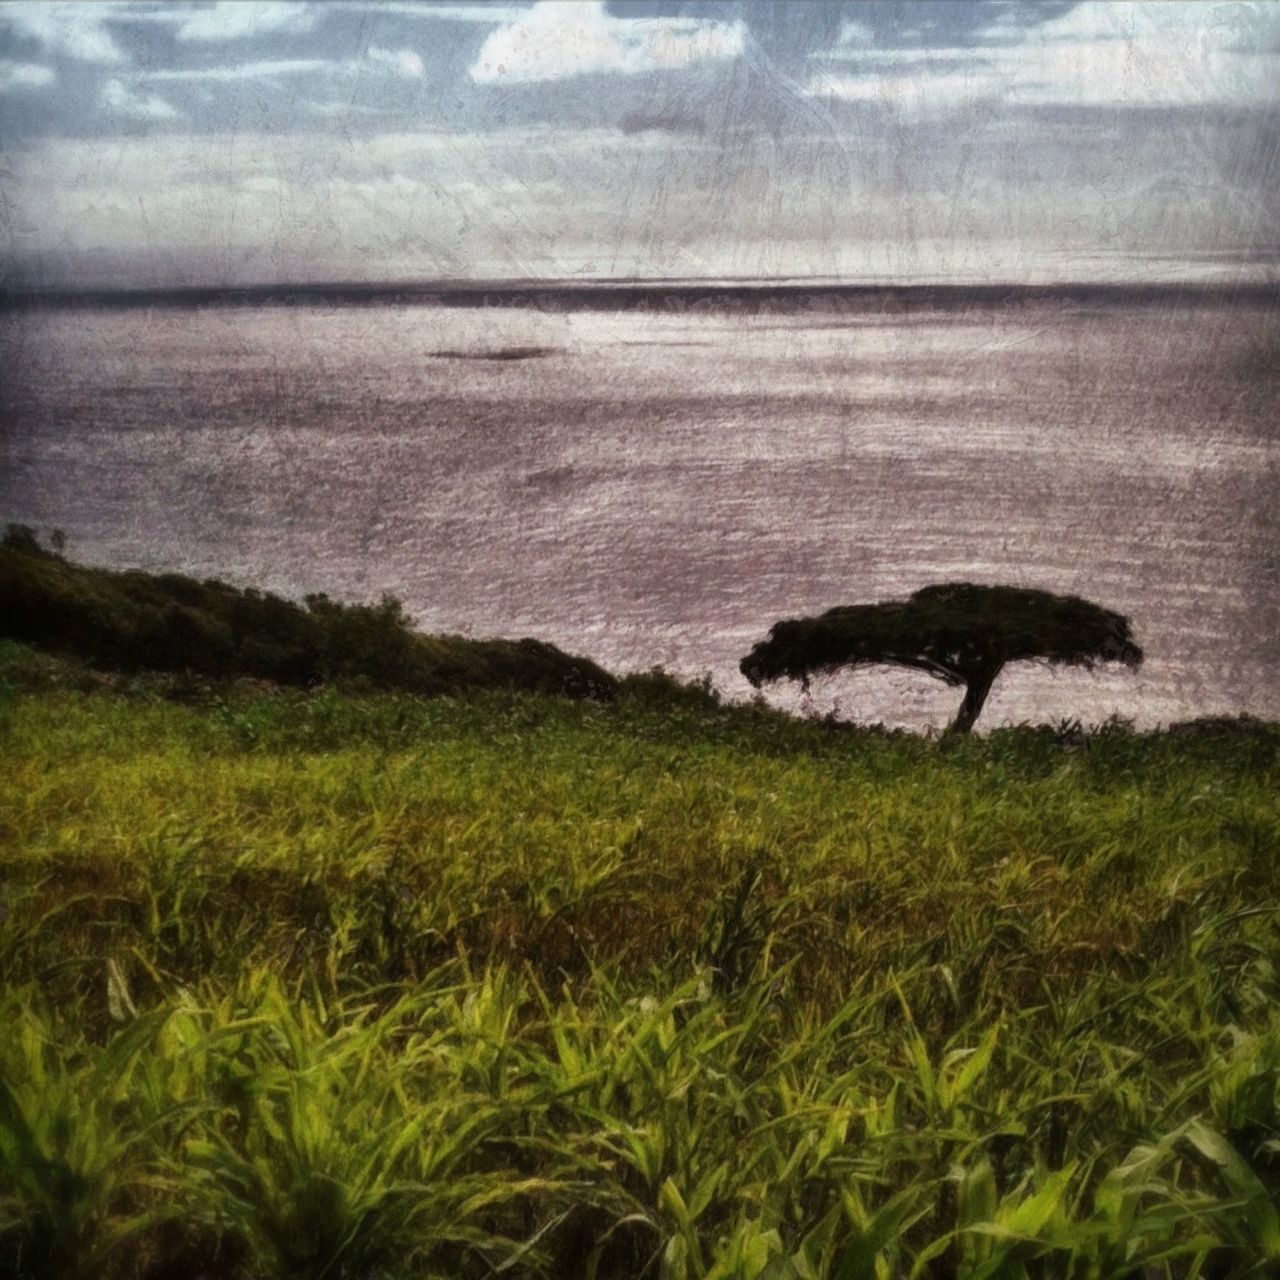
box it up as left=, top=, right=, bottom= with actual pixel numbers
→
left=100, top=77, right=182, bottom=121
left=304, top=98, right=380, bottom=118
left=11, top=119, right=1277, bottom=289
left=0, top=60, right=56, bottom=93
left=469, top=0, right=744, bottom=84
left=365, top=45, right=426, bottom=80
left=834, top=18, right=875, bottom=50
left=805, top=1, right=1280, bottom=114
left=359, top=2, right=529, bottom=22
left=152, top=0, right=525, bottom=43
left=0, top=0, right=323, bottom=64
left=139, top=49, right=425, bottom=84
left=816, top=47, right=999, bottom=68
left=807, top=70, right=996, bottom=115
left=172, top=2, right=317, bottom=43
left=143, top=59, right=332, bottom=83
left=1005, top=2, right=1280, bottom=108
left=0, top=2, right=126, bottom=63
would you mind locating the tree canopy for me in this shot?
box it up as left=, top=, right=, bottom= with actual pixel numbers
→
left=740, top=582, right=1142, bottom=733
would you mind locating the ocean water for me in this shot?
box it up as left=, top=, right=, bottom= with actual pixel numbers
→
left=1, top=293, right=1276, bottom=729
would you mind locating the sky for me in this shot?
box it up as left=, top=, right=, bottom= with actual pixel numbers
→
left=1, top=0, right=1278, bottom=287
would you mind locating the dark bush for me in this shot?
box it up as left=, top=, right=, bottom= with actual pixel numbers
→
left=0, top=537, right=616, bottom=701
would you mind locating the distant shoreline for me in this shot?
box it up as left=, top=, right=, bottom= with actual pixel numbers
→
left=3, top=278, right=1278, bottom=313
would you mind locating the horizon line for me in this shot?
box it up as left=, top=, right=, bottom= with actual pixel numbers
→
left=3, top=275, right=1279, bottom=311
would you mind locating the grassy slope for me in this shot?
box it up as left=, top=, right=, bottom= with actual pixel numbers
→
left=1, top=643, right=1278, bottom=1278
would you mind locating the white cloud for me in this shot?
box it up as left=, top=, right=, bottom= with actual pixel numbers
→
left=366, top=45, right=426, bottom=80
left=11, top=122, right=1276, bottom=289
left=139, top=48, right=427, bottom=84
left=469, top=0, right=744, bottom=83
left=834, top=18, right=875, bottom=50
left=305, top=98, right=380, bottom=118
left=173, top=2, right=317, bottom=42
left=0, top=2, right=126, bottom=63
left=1011, top=2, right=1267, bottom=48
left=101, top=77, right=182, bottom=121
left=816, top=48, right=997, bottom=67
left=144, top=59, right=331, bottom=83
left=807, top=1, right=1280, bottom=114
left=360, top=2, right=530, bottom=22
left=807, top=70, right=996, bottom=115
left=1004, top=2, right=1280, bottom=107
left=0, top=60, right=56, bottom=93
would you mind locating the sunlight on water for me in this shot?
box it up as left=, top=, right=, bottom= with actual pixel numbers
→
left=2, top=297, right=1276, bottom=729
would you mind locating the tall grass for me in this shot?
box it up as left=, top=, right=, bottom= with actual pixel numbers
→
left=1, top=643, right=1277, bottom=1277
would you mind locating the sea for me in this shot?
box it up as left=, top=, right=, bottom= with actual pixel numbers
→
left=2, top=283, right=1276, bottom=730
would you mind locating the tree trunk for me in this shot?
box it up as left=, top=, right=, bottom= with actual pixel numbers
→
left=946, top=662, right=1002, bottom=735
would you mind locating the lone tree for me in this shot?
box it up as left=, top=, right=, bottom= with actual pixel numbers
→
left=740, top=583, right=1142, bottom=734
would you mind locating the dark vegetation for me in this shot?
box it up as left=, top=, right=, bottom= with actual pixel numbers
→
left=428, top=345, right=558, bottom=360
left=0, top=525, right=614, bottom=701
left=741, top=583, right=1143, bottom=734
left=1, top=646, right=1277, bottom=1280
left=2, top=531, right=1278, bottom=1279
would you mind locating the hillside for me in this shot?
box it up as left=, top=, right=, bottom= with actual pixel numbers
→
left=1, top=631, right=1277, bottom=1279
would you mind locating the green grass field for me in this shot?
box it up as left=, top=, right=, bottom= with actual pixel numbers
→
left=2, top=641, right=1278, bottom=1279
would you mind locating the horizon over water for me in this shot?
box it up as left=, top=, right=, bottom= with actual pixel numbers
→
left=5, top=273, right=1278, bottom=307
left=1, top=282, right=1276, bottom=731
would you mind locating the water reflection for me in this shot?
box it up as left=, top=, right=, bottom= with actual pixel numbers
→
left=1, top=296, right=1275, bottom=729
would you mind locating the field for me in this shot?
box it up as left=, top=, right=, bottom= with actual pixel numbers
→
left=1, top=641, right=1278, bottom=1279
